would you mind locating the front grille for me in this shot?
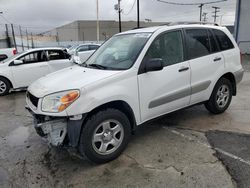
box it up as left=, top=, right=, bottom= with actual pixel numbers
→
left=27, top=92, right=39, bottom=108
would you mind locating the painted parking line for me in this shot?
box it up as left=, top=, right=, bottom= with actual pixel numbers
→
left=163, top=127, right=250, bottom=167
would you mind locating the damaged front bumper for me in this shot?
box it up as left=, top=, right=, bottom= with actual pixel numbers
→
left=26, top=106, right=86, bottom=147
left=35, top=118, right=67, bottom=146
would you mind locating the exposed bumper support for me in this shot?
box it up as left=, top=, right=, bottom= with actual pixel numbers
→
left=26, top=106, right=86, bottom=147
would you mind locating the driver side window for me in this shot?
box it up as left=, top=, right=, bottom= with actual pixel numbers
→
left=144, top=30, right=184, bottom=67
left=18, top=51, right=47, bottom=64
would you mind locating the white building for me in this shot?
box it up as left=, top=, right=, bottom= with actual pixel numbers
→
left=234, top=0, right=250, bottom=54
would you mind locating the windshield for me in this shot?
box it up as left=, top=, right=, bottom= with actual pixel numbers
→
left=85, top=33, right=152, bottom=70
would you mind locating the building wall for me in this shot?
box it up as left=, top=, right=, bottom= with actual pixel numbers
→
left=235, top=0, right=250, bottom=54
left=52, top=21, right=79, bottom=42
left=53, top=20, right=166, bottom=42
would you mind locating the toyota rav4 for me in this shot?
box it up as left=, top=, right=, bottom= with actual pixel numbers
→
left=26, top=24, right=244, bottom=163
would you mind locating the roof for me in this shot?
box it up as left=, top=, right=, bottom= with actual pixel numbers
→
left=117, top=24, right=225, bottom=35
left=26, top=47, right=65, bottom=52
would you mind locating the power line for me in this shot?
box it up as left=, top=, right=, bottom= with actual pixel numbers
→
left=156, top=0, right=227, bottom=6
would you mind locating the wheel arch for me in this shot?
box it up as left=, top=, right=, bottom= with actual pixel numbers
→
left=219, top=72, right=237, bottom=96
left=83, top=100, right=137, bottom=132
left=0, top=75, right=13, bottom=89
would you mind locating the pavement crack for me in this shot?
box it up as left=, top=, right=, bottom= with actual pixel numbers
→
left=124, top=154, right=183, bottom=174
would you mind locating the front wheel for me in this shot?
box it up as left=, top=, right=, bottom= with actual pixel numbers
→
left=0, top=77, right=11, bottom=96
left=79, top=108, right=131, bottom=163
left=205, top=78, right=233, bottom=114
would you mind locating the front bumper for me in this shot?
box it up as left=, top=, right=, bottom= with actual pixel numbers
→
left=26, top=106, right=86, bottom=147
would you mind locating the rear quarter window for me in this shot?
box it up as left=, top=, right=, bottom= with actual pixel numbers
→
left=213, top=29, right=234, bottom=51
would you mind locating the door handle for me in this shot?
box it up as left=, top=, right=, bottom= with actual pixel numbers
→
left=39, top=65, right=47, bottom=67
left=213, top=57, right=222, bottom=62
left=178, top=66, right=189, bottom=72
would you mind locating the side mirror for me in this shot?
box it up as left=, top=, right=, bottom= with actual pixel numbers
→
left=65, top=53, right=71, bottom=60
left=13, top=60, right=23, bottom=65
left=72, top=55, right=81, bottom=64
left=145, top=58, right=164, bottom=72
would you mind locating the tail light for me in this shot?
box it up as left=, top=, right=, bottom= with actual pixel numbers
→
left=13, top=49, right=17, bottom=55
left=240, top=51, right=243, bottom=64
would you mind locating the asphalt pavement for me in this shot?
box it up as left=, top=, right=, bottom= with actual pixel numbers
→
left=0, top=56, right=249, bottom=188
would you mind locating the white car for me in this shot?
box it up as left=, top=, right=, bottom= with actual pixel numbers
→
left=26, top=24, right=244, bottom=163
left=68, top=44, right=100, bottom=63
left=0, top=48, right=17, bottom=62
left=0, top=47, right=73, bottom=96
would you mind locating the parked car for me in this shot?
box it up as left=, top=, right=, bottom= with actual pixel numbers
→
left=68, top=44, right=100, bottom=63
left=26, top=24, right=244, bottom=164
left=0, top=47, right=72, bottom=96
left=0, top=48, right=17, bottom=62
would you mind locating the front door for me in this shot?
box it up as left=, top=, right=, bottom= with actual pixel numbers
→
left=138, top=30, right=191, bottom=122
left=11, top=50, right=49, bottom=88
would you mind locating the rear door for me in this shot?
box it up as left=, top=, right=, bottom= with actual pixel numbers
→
left=11, top=50, right=49, bottom=87
left=138, top=30, right=191, bottom=122
left=46, top=50, right=72, bottom=72
left=185, top=28, right=225, bottom=104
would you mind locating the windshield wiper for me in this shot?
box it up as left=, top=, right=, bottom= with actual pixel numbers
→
left=88, top=63, right=107, bottom=69
left=79, top=62, right=87, bottom=67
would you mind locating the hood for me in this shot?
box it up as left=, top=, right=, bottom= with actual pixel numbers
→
left=28, top=65, right=121, bottom=98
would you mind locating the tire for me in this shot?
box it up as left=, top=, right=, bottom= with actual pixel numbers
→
left=0, top=77, right=11, bottom=96
left=205, top=78, right=233, bottom=114
left=79, top=108, right=131, bottom=164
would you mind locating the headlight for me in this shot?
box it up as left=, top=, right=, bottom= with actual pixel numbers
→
left=42, top=90, right=80, bottom=113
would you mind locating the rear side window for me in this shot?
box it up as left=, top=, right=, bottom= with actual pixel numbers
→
left=213, top=29, right=234, bottom=51
left=185, top=29, right=210, bottom=59
left=208, top=30, right=220, bottom=53
left=47, top=50, right=66, bottom=60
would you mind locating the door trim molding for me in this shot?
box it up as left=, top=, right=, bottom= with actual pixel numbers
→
left=148, top=80, right=211, bottom=109
left=148, top=87, right=191, bottom=109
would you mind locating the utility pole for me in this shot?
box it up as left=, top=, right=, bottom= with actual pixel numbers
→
left=118, top=0, right=122, bottom=32
left=5, top=24, right=11, bottom=48
left=212, top=6, right=220, bottom=23
left=198, top=4, right=204, bottom=22
left=137, top=0, right=140, bottom=28
left=26, top=29, right=29, bottom=49
left=202, top=12, right=208, bottom=22
left=19, top=26, right=24, bottom=51
left=115, top=0, right=122, bottom=32
left=96, top=0, right=100, bottom=42
left=31, top=33, right=35, bottom=48
left=11, top=24, right=17, bottom=50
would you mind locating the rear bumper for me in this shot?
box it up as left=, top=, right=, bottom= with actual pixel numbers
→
left=26, top=106, right=86, bottom=147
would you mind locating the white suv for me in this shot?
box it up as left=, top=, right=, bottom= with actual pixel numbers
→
left=26, top=24, right=244, bottom=163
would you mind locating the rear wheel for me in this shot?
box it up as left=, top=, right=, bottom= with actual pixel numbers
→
left=205, top=78, right=232, bottom=114
left=0, top=77, right=11, bottom=96
left=79, top=108, right=131, bottom=163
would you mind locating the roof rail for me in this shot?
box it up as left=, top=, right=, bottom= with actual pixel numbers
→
left=164, top=21, right=219, bottom=26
